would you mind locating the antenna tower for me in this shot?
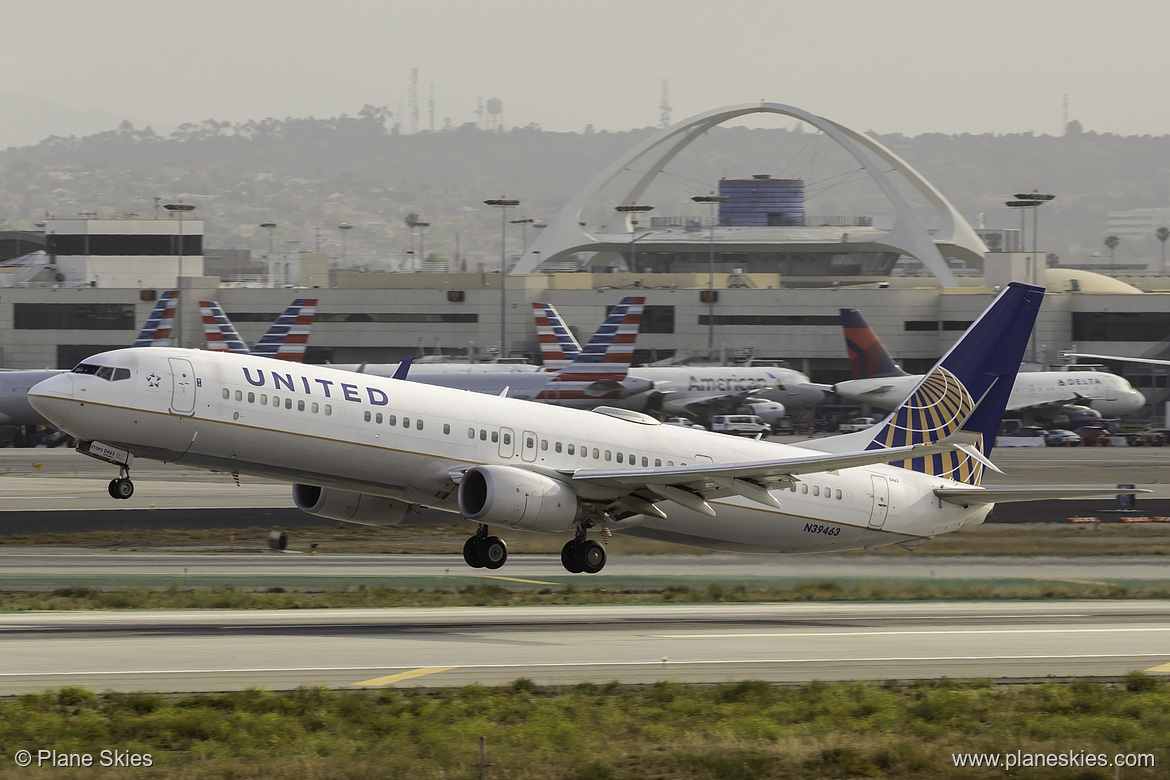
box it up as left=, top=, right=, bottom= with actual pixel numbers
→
left=659, top=80, right=672, bottom=128
left=409, top=68, right=419, bottom=134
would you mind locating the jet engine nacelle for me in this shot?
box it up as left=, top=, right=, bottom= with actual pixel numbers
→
left=292, top=484, right=411, bottom=527
left=745, top=399, right=787, bottom=427
left=457, top=465, right=581, bottom=532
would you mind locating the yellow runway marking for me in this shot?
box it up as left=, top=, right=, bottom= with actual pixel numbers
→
left=1144, top=662, right=1170, bottom=673
left=353, top=667, right=455, bottom=687
left=473, top=574, right=558, bottom=585
left=1031, top=577, right=1115, bottom=587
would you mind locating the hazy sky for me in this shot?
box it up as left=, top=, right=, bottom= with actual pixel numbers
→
left=4, top=0, right=1168, bottom=143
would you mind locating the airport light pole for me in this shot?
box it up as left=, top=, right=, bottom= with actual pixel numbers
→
left=338, top=222, right=352, bottom=265
left=485, top=198, right=519, bottom=356
left=1006, top=191, right=1055, bottom=364
left=165, top=202, right=196, bottom=348
left=692, top=194, right=729, bottom=358
left=260, top=221, right=277, bottom=288
left=415, top=221, right=430, bottom=270
left=615, top=204, right=654, bottom=272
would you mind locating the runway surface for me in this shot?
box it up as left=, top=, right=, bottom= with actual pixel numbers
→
left=1, top=601, right=1168, bottom=694
left=1, top=551, right=1168, bottom=590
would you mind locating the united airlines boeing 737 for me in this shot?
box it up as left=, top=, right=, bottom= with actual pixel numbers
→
left=28, top=283, right=1142, bottom=572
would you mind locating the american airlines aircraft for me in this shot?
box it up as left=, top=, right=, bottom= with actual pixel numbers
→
left=532, top=301, right=823, bottom=420
left=834, top=308, right=1145, bottom=419
left=29, top=282, right=1141, bottom=571
left=200, top=298, right=318, bottom=361
left=396, top=297, right=654, bottom=409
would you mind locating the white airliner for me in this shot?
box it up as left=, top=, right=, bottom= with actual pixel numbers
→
left=29, top=282, right=1141, bottom=572
left=833, top=308, right=1145, bottom=420
left=532, top=301, right=823, bottom=420
left=395, top=297, right=654, bottom=409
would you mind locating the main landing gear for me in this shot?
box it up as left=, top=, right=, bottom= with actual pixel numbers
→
left=561, top=529, right=606, bottom=574
left=459, top=525, right=609, bottom=574
left=107, top=466, right=134, bottom=500
left=462, top=525, right=508, bottom=570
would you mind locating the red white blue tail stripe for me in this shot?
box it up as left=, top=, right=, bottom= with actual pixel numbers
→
left=251, top=298, right=317, bottom=362
left=200, top=298, right=317, bottom=362
left=200, top=300, right=249, bottom=354
left=537, top=296, right=644, bottom=401
left=533, top=301, right=582, bottom=371
left=132, top=290, right=179, bottom=347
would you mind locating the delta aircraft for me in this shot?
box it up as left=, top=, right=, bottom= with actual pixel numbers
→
left=394, top=296, right=654, bottom=409
left=532, top=301, right=823, bottom=422
left=833, top=308, right=1145, bottom=421
left=29, top=282, right=1142, bottom=573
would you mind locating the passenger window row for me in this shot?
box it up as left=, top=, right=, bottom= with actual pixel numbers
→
left=789, top=483, right=844, bottom=500
left=221, top=387, right=332, bottom=416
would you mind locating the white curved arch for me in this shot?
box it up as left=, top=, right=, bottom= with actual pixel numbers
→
left=513, top=103, right=986, bottom=286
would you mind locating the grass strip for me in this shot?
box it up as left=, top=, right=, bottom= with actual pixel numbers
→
left=4, top=580, right=1170, bottom=611
left=0, top=676, right=1165, bottom=778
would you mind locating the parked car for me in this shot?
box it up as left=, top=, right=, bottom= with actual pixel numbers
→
left=1076, top=426, right=1112, bottom=446
left=710, top=415, right=770, bottom=436
left=1045, top=429, right=1082, bottom=446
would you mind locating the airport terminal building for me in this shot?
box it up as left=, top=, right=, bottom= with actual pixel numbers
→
left=3, top=103, right=1169, bottom=418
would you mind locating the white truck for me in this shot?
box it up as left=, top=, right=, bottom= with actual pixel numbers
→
left=710, top=415, right=771, bottom=436
left=837, top=416, right=877, bottom=433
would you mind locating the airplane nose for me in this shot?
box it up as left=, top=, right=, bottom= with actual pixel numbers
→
left=28, top=374, right=73, bottom=427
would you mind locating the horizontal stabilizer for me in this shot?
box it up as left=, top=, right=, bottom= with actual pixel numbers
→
left=935, top=486, right=1151, bottom=506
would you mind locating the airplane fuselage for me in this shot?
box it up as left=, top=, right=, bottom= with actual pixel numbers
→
left=836, top=369, right=1144, bottom=418
left=30, top=348, right=988, bottom=555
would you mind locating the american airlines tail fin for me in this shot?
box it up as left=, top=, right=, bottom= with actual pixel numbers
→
left=844, top=283, right=1044, bottom=486
left=132, top=290, right=179, bottom=347
left=250, top=298, right=318, bottom=362
left=538, top=296, right=644, bottom=400
left=200, top=300, right=249, bottom=354
left=840, top=308, right=907, bottom=380
left=533, top=301, right=583, bottom=371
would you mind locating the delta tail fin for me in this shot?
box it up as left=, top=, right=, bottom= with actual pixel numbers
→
left=538, top=296, right=644, bottom=401
left=840, top=308, right=908, bottom=380
left=855, top=282, right=1045, bottom=486
left=132, top=289, right=179, bottom=347
left=533, top=301, right=583, bottom=371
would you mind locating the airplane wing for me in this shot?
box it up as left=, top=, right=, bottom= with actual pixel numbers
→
left=565, top=438, right=980, bottom=516
left=1065, top=352, right=1170, bottom=368
left=935, top=486, right=1150, bottom=506
left=660, top=389, right=758, bottom=415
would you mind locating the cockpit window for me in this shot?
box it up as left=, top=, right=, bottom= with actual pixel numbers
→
left=71, top=363, right=131, bottom=381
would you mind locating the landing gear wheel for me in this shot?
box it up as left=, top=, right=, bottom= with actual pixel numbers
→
left=560, top=540, right=584, bottom=574
left=108, top=477, right=133, bottom=500
left=578, top=540, right=607, bottom=574
left=462, top=536, right=484, bottom=568
left=478, top=536, right=508, bottom=570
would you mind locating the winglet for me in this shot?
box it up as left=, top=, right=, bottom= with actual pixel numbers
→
left=391, top=357, right=415, bottom=380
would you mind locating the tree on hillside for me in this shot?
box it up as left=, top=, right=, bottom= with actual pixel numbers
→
left=1158, top=226, right=1169, bottom=274
left=1104, top=235, right=1120, bottom=265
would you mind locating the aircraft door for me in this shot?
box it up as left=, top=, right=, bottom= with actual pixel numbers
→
left=867, top=474, right=889, bottom=529
left=521, top=430, right=538, bottom=462
left=498, top=428, right=515, bottom=458
left=168, top=357, right=196, bottom=416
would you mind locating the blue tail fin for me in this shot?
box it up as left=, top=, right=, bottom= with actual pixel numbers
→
left=862, top=282, right=1045, bottom=485
left=133, top=289, right=179, bottom=347
left=840, top=308, right=907, bottom=379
